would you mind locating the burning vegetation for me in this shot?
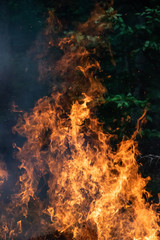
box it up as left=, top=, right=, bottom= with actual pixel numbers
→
left=0, top=3, right=160, bottom=240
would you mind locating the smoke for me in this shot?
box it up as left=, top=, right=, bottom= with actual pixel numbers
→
left=0, top=0, right=49, bottom=204
left=0, top=1, right=160, bottom=239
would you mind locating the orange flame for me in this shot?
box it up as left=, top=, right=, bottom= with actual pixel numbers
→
left=0, top=158, right=8, bottom=187
left=1, top=4, right=160, bottom=240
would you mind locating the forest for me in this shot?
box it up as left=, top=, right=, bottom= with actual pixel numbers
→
left=0, top=0, right=160, bottom=239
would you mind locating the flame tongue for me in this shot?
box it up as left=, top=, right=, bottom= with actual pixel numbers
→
left=13, top=92, right=159, bottom=239
left=0, top=159, right=8, bottom=186
left=2, top=4, right=160, bottom=240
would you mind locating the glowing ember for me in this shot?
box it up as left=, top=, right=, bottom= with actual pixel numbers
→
left=0, top=4, right=160, bottom=240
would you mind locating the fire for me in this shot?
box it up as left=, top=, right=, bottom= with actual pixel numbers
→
left=0, top=157, right=8, bottom=187
left=0, top=3, right=160, bottom=240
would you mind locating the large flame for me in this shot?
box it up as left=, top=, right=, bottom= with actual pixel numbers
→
left=0, top=4, right=160, bottom=240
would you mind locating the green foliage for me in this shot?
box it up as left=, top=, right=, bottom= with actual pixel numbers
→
left=141, top=129, right=160, bottom=138
left=99, top=1, right=160, bottom=148
left=106, top=93, right=147, bottom=108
